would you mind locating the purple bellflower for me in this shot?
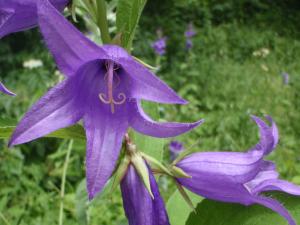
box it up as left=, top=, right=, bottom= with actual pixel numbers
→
left=175, top=116, right=300, bottom=225
left=0, top=0, right=69, bottom=38
left=0, top=81, right=15, bottom=95
left=152, top=37, right=167, bottom=56
left=169, top=140, right=184, bottom=161
left=121, top=163, right=170, bottom=225
left=152, top=28, right=167, bottom=56
left=8, top=1, right=204, bottom=200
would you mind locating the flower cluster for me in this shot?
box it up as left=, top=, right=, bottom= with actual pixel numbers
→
left=1, top=1, right=300, bottom=225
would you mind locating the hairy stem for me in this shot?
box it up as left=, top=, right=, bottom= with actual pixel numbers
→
left=58, top=140, right=74, bottom=225
left=96, top=0, right=111, bottom=43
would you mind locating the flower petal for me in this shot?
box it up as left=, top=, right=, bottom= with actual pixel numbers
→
left=121, top=63, right=186, bottom=104
left=9, top=79, right=83, bottom=146
left=0, top=81, right=15, bottom=96
left=244, top=161, right=279, bottom=191
left=121, top=164, right=170, bottom=225
left=176, top=150, right=264, bottom=193
left=252, top=179, right=300, bottom=196
left=0, top=7, right=16, bottom=38
left=37, top=0, right=106, bottom=76
left=252, top=195, right=296, bottom=225
left=128, top=100, right=203, bottom=138
left=84, top=104, right=128, bottom=200
left=0, top=0, right=69, bottom=38
left=251, top=115, right=277, bottom=155
left=266, top=115, right=279, bottom=149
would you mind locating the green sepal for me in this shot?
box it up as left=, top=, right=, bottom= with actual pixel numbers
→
left=171, top=166, right=192, bottom=178
left=141, top=152, right=173, bottom=176
left=133, top=56, right=157, bottom=70
left=110, top=155, right=130, bottom=194
left=131, top=153, right=154, bottom=199
left=175, top=180, right=195, bottom=212
left=172, top=148, right=194, bottom=166
left=172, top=140, right=202, bottom=166
left=111, top=33, right=123, bottom=46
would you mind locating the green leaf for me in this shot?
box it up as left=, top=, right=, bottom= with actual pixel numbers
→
left=0, top=124, right=85, bottom=140
left=167, top=189, right=202, bottom=225
left=75, top=179, right=89, bottom=225
left=186, top=193, right=300, bottom=225
left=133, top=101, right=165, bottom=161
left=116, top=0, right=147, bottom=50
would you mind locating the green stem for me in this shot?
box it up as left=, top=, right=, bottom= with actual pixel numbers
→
left=96, top=0, right=111, bottom=44
left=58, top=140, right=74, bottom=225
left=0, top=212, right=11, bottom=225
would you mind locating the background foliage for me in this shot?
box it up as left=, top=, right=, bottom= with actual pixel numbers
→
left=1, top=0, right=300, bottom=224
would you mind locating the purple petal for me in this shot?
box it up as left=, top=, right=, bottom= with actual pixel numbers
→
left=0, top=81, right=15, bottom=96
left=121, top=164, right=170, bottom=225
left=252, top=195, right=296, bottom=225
left=176, top=150, right=264, bottom=193
left=0, top=7, right=16, bottom=38
left=37, top=0, right=106, bottom=76
left=120, top=62, right=186, bottom=104
left=9, top=79, right=83, bottom=146
left=245, top=161, right=279, bottom=191
left=84, top=104, right=128, bottom=200
left=266, top=115, right=279, bottom=149
left=0, top=0, right=69, bottom=38
left=251, top=115, right=278, bottom=155
left=128, top=100, right=203, bottom=138
left=252, top=179, right=300, bottom=196
left=101, top=44, right=186, bottom=104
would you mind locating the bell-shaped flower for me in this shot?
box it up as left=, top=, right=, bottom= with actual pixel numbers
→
left=0, top=0, right=69, bottom=38
left=9, top=0, right=203, bottom=200
left=175, top=116, right=300, bottom=225
left=121, top=162, right=170, bottom=225
left=152, top=37, right=167, bottom=56
left=0, top=81, right=15, bottom=95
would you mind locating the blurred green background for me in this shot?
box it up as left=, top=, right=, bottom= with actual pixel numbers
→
left=1, top=0, right=300, bottom=224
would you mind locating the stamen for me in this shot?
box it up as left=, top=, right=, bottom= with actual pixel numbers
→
left=98, top=61, right=126, bottom=113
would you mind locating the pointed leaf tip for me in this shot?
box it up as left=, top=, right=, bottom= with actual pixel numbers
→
left=131, top=153, right=154, bottom=199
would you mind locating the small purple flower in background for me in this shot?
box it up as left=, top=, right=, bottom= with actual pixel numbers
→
left=8, top=1, right=204, bottom=200
left=169, top=140, right=184, bottom=161
left=185, top=22, right=196, bottom=51
left=152, top=29, right=167, bottom=56
left=281, top=72, right=289, bottom=85
left=121, top=163, right=170, bottom=225
left=185, top=23, right=196, bottom=39
left=0, top=0, right=69, bottom=38
left=0, top=81, right=15, bottom=96
left=175, top=116, right=300, bottom=225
